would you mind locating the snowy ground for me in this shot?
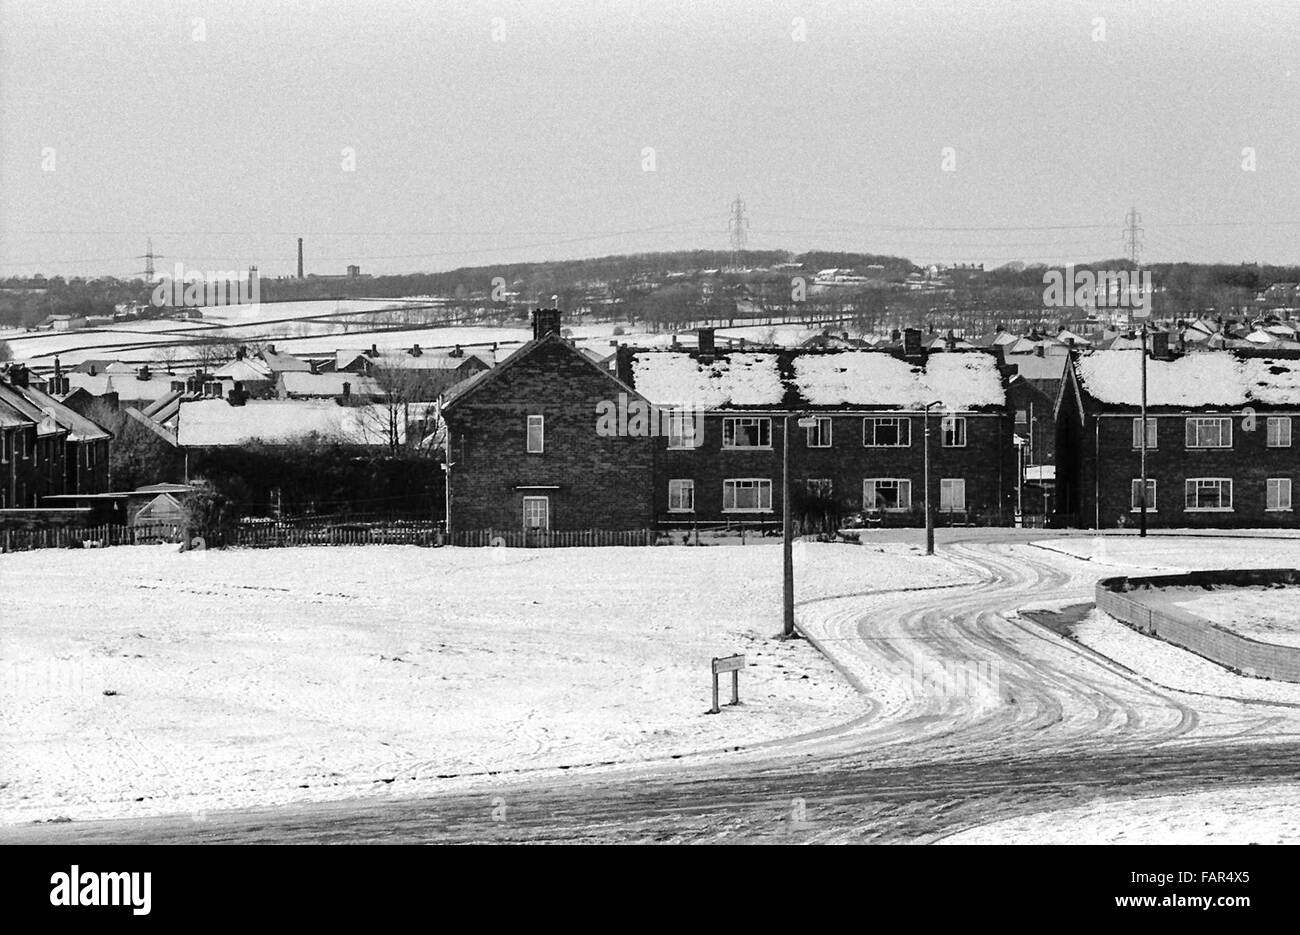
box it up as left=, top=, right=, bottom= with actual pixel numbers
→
left=1032, top=533, right=1300, bottom=573
left=0, top=540, right=972, bottom=824
left=941, top=783, right=1300, bottom=844
left=1068, top=608, right=1300, bottom=703
left=1157, top=585, right=1300, bottom=648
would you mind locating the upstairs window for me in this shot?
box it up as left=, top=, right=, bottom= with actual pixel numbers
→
left=863, top=417, right=910, bottom=447
left=941, top=416, right=966, bottom=448
left=1267, top=417, right=1292, bottom=448
left=1185, top=417, right=1231, bottom=449
left=526, top=415, right=544, bottom=453
left=805, top=417, right=832, bottom=448
left=666, top=410, right=698, bottom=449
left=722, top=417, right=771, bottom=449
left=1132, top=417, right=1157, bottom=449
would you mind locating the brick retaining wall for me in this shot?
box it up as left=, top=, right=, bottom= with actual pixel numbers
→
left=1095, top=568, right=1300, bottom=682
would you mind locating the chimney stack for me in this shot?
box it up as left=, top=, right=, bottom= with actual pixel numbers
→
left=532, top=307, right=562, bottom=340
left=226, top=381, right=248, bottom=406
left=902, top=327, right=923, bottom=356
left=1150, top=330, right=1170, bottom=359
left=297, top=238, right=304, bottom=279
left=697, top=327, right=716, bottom=355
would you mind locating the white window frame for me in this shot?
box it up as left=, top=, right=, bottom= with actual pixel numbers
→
left=522, top=495, right=550, bottom=529
left=722, top=417, right=772, bottom=450
left=863, top=478, right=913, bottom=512
left=1267, top=477, right=1292, bottom=512
left=1130, top=478, right=1157, bottom=512
left=722, top=478, right=773, bottom=512
left=668, top=478, right=695, bottom=512
left=526, top=414, right=544, bottom=454
left=1131, top=417, right=1157, bottom=450
left=666, top=410, right=698, bottom=450
left=862, top=417, right=911, bottom=447
left=939, top=478, right=966, bottom=512
left=805, top=416, right=832, bottom=448
left=1267, top=417, right=1292, bottom=448
left=940, top=416, right=966, bottom=448
left=1184, top=477, right=1233, bottom=512
left=1185, top=416, right=1231, bottom=449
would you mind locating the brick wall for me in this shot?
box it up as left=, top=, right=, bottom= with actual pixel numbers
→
left=654, top=410, right=1015, bottom=525
left=1087, top=411, right=1300, bottom=528
left=1098, top=570, right=1300, bottom=682
left=444, top=338, right=654, bottom=532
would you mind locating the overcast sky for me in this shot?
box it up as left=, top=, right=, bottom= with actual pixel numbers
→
left=2, top=0, right=1297, bottom=279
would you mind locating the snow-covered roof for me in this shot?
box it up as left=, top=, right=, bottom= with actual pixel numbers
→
left=793, top=351, right=1004, bottom=409
left=1076, top=350, right=1300, bottom=407
left=630, top=350, right=1005, bottom=410
left=177, top=399, right=403, bottom=447
left=213, top=358, right=273, bottom=382
left=279, top=371, right=383, bottom=397
left=20, top=386, right=112, bottom=441
left=66, top=372, right=177, bottom=402
left=631, top=352, right=785, bottom=407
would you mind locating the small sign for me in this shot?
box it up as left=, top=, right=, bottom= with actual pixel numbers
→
left=708, top=654, right=745, bottom=714
left=712, top=654, right=745, bottom=674
left=796, top=417, right=818, bottom=429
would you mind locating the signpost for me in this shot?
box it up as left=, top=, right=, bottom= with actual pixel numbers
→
left=708, top=654, right=746, bottom=714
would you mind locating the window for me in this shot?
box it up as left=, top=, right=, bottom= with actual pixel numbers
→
left=939, top=478, right=966, bottom=512
left=0, top=430, right=8, bottom=463
left=1267, top=478, right=1292, bottom=511
left=21, top=430, right=30, bottom=459
left=1130, top=478, right=1157, bottom=511
left=805, top=417, right=832, bottom=448
left=863, top=417, right=910, bottom=447
left=863, top=478, right=912, bottom=511
left=941, top=416, right=966, bottom=448
left=1185, top=478, right=1233, bottom=511
left=1185, top=417, right=1231, bottom=449
left=722, top=417, right=771, bottom=449
left=1132, top=417, right=1158, bottom=449
left=723, top=478, right=772, bottom=512
left=803, top=478, right=833, bottom=499
left=668, top=479, right=695, bottom=512
left=526, top=415, right=544, bottom=453
left=1014, top=409, right=1028, bottom=428
left=666, top=410, right=698, bottom=449
left=522, top=496, right=550, bottom=530
left=1267, top=417, right=1292, bottom=448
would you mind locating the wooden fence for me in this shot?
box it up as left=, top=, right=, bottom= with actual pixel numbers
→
left=1, top=519, right=440, bottom=552
left=1, top=523, right=184, bottom=552
left=452, top=528, right=654, bottom=548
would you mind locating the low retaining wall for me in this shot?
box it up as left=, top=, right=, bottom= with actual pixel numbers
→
left=1096, top=568, right=1300, bottom=683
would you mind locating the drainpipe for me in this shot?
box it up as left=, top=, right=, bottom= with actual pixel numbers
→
left=1094, top=416, right=1101, bottom=530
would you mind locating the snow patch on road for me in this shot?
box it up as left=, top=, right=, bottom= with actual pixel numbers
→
left=941, top=783, right=1300, bottom=844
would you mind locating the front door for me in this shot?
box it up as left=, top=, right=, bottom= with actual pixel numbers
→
left=522, top=496, right=550, bottom=532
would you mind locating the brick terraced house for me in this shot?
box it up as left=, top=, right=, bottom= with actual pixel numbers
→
left=621, top=332, right=1017, bottom=529
left=440, top=310, right=655, bottom=533
left=1057, top=348, right=1300, bottom=528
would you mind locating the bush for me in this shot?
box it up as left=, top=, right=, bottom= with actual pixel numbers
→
left=183, top=479, right=235, bottom=548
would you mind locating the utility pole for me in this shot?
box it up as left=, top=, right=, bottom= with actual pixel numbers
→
left=1125, top=206, right=1148, bottom=537
left=782, top=413, right=795, bottom=637
left=923, top=401, right=942, bottom=554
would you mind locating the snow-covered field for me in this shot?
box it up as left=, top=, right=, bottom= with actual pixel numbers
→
left=1158, top=585, right=1300, bottom=648
left=1033, top=533, right=1300, bottom=573
left=0, top=540, right=971, bottom=824
left=942, top=783, right=1300, bottom=844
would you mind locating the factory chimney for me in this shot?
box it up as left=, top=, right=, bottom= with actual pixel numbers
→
left=297, top=238, right=304, bottom=279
